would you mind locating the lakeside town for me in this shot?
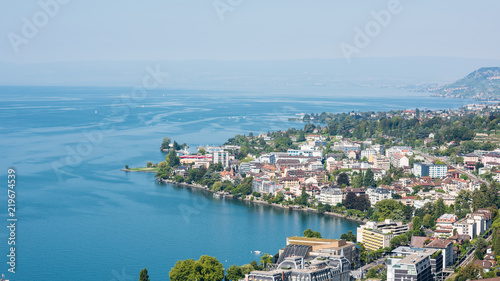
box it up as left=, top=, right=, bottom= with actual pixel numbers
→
left=130, top=103, right=500, bottom=281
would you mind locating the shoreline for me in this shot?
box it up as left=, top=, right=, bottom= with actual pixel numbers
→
left=121, top=168, right=157, bottom=173
left=157, top=177, right=366, bottom=224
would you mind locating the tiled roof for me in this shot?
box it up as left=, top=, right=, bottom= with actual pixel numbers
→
left=427, top=239, right=453, bottom=249
left=410, top=236, right=428, bottom=248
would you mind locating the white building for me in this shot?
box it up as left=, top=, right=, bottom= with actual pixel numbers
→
left=453, top=217, right=476, bottom=238
left=413, top=163, right=448, bottom=178
left=387, top=254, right=431, bottom=281
left=357, top=220, right=410, bottom=251
left=325, top=157, right=338, bottom=172
left=366, top=187, right=393, bottom=206
left=373, top=155, right=391, bottom=171
left=390, top=153, right=409, bottom=168
left=308, top=161, right=324, bottom=171
left=426, top=239, right=455, bottom=268
left=287, top=147, right=323, bottom=157
left=252, top=177, right=283, bottom=194
left=385, top=146, right=413, bottom=157
left=361, top=149, right=377, bottom=160
left=318, top=187, right=343, bottom=206
left=212, top=150, right=234, bottom=167
left=465, top=210, right=492, bottom=236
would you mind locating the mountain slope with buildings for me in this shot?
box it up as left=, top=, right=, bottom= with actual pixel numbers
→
left=434, top=67, right=500, bottom=100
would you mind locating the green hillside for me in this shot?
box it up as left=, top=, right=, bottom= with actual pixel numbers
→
left=434, top=67, right=500, bottom=100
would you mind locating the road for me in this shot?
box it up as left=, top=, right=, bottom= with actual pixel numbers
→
left=415, top=150, right=486, bottom=184
left=360, top=256, right=386, bottom=273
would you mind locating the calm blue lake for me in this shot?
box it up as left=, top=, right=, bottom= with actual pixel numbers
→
left=0, top=85, right=469, bottom=280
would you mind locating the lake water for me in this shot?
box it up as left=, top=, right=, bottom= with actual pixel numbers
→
left=0, top=85, right=470, bottom=280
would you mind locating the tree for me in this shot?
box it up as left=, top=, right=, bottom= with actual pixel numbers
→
left=125, top=164, right=129, bottom=169
left=146, top=161, right=152, bottom=168
left=170, top=259, right=196, bottom=281
left=198, top=147, right=206, bottom=155
left=454, top=263, right=484, bottom=281
left=196, top=256, right=224, bottom=281
left=456, top=190, right=472, bottom=211
left=167, top=149, right=180, bottom=167
left=299, top=186, right=309, bottom=205
left=337, top=173, right=350, bottom=186
left=343, top=193, right=370, bottom=211
left=161, top=137, right=171, bottom=150
left=421, top=214, right=433, bottom=229
left=340, top=230, right=357, bottom=242
left=139, top=268, right=150, bottom=281
left=169, top=256, right=224, bottom=281
left=474, top=249, right=484, bottom=260
left=351, top=173, right=363, bottom=188
left=492, top=228, right=500, bottom=256
left=212, top=181, right=222, bottom=192
left=240, top=264, right=255, bottom=275
left=475, top=237, right=488, bottom=255
left=392, top=193, right=402, bottom=199
left=297, top=130, right=306, bottom=142
left=363, top=168, right=376, bottom=187
left=433, top=198, right=446, bottom=220
left=347, top=230, right=357, bottom=242
left=476, top=161, right=484, bottom=171
left=274, top=136, right=292, bottom=151
left=343, top=192, right=357, bottom=209
left=260, top=253, right=273, bottom=269
left=412, top=216, right=424, bottom=236
left=317, top=202, right=326, bottom=214
left=390, top=209, right=406, bottom=221
left=374, top=199, right=409, bottom=222
left=226, top=265, right=243, bottom=281
left=303, top=228, right=322, bottom=238
left=366, top=268, right=377, bottom=278
left=390, top=232, right=410, bottom=248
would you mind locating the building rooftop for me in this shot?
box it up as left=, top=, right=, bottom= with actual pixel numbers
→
left=397, top=253, right=428, bottom=265
left=410, top=236, right=428, bottom=248
left=437, top=214, right=458, bottom=222
left=277, top=244, right=311, bottom=264
left=426, top=239, right=453, bottom=249
left=392, top=246, right=438, bottom=256
left=473, top=260, right=492, bottom=269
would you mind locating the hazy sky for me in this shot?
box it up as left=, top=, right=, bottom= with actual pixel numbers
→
left=1, top=0, right=500, bottom=63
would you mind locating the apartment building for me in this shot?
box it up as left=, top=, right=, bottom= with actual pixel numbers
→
left=466, top=209, right=493, bottom=236
left=391, top=247, right=443, bottom=277
left=453, top=217, right=476, bottom=238
left=390, top=153, right=409, bottom=168
left=318, top=187, right=343, bottom=206
left=435, top=214, right=458, bottom=238
left=413, top=163, right=448, bottom=178
left=373, top=154, right=391, bottom=171
left=361, top=148, right=377, bottom=160
left=357, top=220, right=410, bottom=251
left=212, top=150, right=235, bottom=167
left=426, top=239, right=454, bottom=268
left=366, top=187, right=393, bottom=207
left=482, top=152, right=500, bottom=166
left=387, top=254, right=433, bottom=281
left=386, top=146, right=413, bottom=157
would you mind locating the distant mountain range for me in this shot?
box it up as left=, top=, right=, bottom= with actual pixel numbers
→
left=434, top=67, right=500, bottom=100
